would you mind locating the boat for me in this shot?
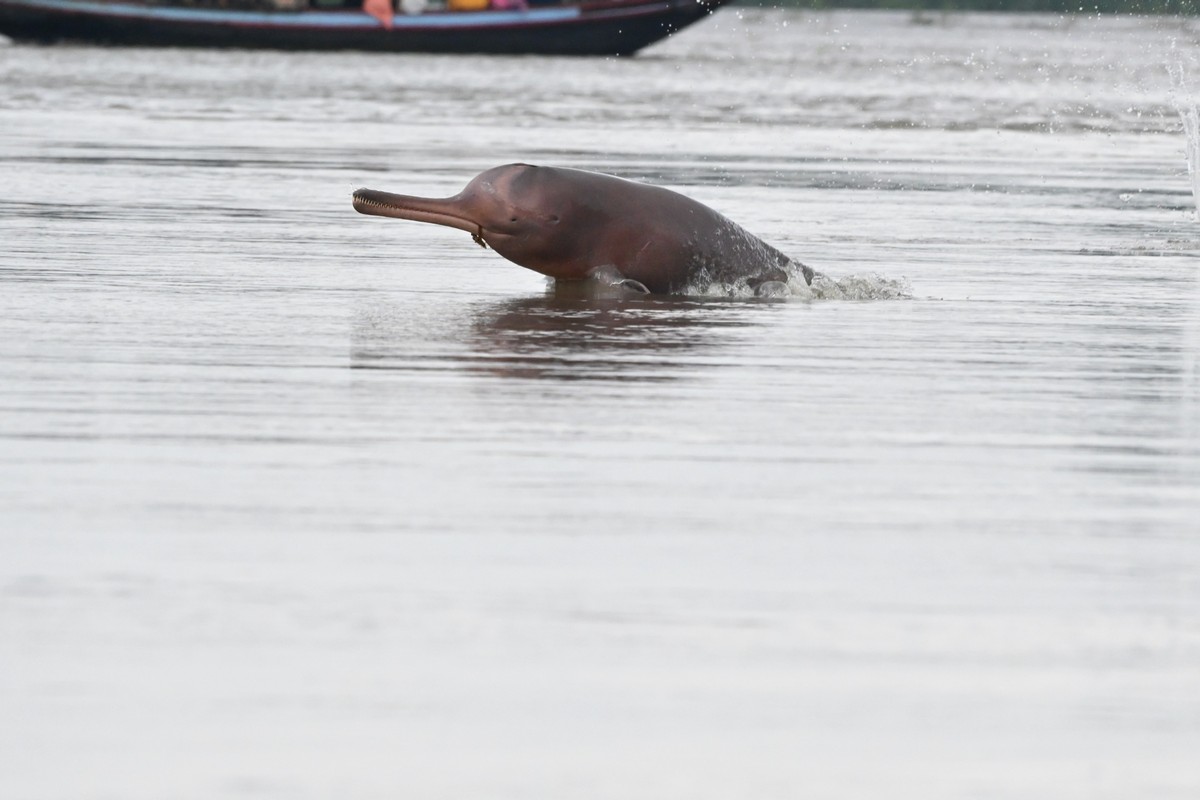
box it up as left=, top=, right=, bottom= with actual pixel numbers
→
left=0, top=0, right=728, bottom=55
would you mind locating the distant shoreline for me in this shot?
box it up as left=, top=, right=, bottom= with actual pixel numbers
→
left=734, top=0, right=1199, bottom=13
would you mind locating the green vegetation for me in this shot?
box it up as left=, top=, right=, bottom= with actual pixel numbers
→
left=737, top=0, right=1200, bottom=13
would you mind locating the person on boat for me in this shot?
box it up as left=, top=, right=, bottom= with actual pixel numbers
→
left=363, top=0, right=392, bottom=26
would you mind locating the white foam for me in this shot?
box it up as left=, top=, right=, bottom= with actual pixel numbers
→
left=685, top=269, right=912, bottom=301
left=799, top=272, right=913, bottom=301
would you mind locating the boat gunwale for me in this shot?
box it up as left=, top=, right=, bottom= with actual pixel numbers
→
left=0, top=0, right=703, bottom=31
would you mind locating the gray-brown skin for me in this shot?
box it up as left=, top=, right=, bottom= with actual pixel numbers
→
left=352, top=163, right=814, bottom=296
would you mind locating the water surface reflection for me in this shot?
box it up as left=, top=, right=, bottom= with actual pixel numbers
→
left=352, top=290, right=773, bottom=382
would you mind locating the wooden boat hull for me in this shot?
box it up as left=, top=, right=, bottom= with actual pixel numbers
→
left=0, top=0, right=726, bottom=55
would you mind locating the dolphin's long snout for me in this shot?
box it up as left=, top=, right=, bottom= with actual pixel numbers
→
left=352, top=188, right=480, bottom=236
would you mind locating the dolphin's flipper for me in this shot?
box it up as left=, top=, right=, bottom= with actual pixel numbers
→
left=550, top=265, right=653, bottom=299
left=587, top=264, right=628, bottom=285
left=617, top=278, right=650, bottom=294
left=587, top=265, right=649, bottom=294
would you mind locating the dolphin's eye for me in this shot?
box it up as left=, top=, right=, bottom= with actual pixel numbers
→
left=549, top=215, right=560, bottom=223
left=510, top=217, right=518, bottom=222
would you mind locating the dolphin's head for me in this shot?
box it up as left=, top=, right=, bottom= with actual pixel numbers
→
left=353, top=164, right=589, bottom=278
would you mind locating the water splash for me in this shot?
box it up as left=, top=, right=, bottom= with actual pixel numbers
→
left=796, top=272, right=912, bottom=301
left=688, top=269, right=911, bottom=301
left=1169, top=56, right=1200, bottom=445
left=1169, top=58, right=1200, bottom=220
left=1178, top=107, right=1200, bottom=221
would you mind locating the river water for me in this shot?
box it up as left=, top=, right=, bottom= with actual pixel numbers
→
left=2, top=9, right=1199, bottom=798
